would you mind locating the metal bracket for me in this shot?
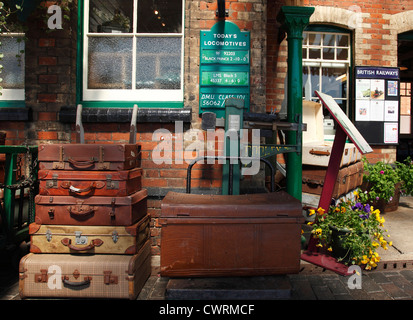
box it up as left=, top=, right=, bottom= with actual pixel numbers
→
left=46, top=229, right=52, bottom=242
left=112, top=230, right=118, bottom=243
left=35, top=269, right=48, bottom=283
left=74, top=231, right=88, bottom=245
left=47, top=174, right=58, bottom=188
left=106, top=175, right=119, bottom=190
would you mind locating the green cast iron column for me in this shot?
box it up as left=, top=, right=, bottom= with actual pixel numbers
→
left=278, top=6, right=314, bottom=201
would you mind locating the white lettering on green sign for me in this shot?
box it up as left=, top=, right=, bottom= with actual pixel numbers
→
left=202, top=72, right=249, bottom=86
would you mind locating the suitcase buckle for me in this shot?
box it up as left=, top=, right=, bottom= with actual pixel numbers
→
left=112, top=231, right=118, bottom=243
left=74, top=231, right=88, bottom=245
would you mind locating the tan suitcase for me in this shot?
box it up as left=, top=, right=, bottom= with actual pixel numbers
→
left=19, top=241, right=151, bottom=300
left=29, top=215, right=150, bottom=254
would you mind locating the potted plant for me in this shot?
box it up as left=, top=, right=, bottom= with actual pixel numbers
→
left=99, top=10, right=131, bottom=33
left=309, top=193, right=391, bottom=270
left=361, top=157, right=413, bottom=212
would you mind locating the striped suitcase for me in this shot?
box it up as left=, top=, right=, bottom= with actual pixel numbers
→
left=19, top=241, right=151, bottom=300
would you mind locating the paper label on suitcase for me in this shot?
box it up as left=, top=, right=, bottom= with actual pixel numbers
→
left=19, top=241, right=151, bottom=299
left=29, top=215, right=150, bottom=254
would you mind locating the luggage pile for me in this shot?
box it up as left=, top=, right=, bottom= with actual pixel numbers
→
left=19, top=106, right=151, bottom=300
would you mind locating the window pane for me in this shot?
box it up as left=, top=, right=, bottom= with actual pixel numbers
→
left=138, top=0, right=182, bottom=33
left=89, top=0, right=133, bottom=33
left=323, top=34, right=335, bottom=46
left=321, top=67, right=347, bottom=99
left=302, top=48, right=307, bottom=59
left=336, top=34, right=349, bottom=47
left=88, top=37, right=133, bottom=89
left=308, top=33, right=321, bottom=46
left=302, top=66, right=320, bottom=96
left=1, top=37, right=24, bottom=89
left=323, top=47, right=334, bottom=60
left=336, top=48, right=348, bottom=60
left=136, top=37, right=181, bottom=89
left=309, top=48, right=321, bottom=59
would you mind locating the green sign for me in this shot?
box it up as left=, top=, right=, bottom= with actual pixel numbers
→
left=201, top=50, right=249, bottom=64
left=199, top=21, right=250, bottom=117
left=201, top=71, right=249, bottom=86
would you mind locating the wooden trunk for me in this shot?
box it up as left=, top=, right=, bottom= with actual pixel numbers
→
left=38, top=168, right=142, bottom=197
left=19, top=241, right=151, bottom=300
left=29, top=214, right=150, bottom=254
left=38, top=144, right=141, bottom=171
left=34, top=189, right=147, bottom=226
left=302, top=161, right=364, bottom=198
left=159, top=191, right=304, bottom=277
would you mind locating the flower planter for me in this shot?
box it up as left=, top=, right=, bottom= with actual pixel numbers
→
left=329, top=225, right=352, bottom=264
left=361, top=181, right=401, bottom=213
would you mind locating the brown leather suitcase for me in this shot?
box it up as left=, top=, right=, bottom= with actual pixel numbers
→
left=29, top=214, right=150, bottom=254
left=19, top=240, right=151, bottom=300
left=302, top=161, right=364, bottom=198
left=34, top=189, right=147, bottom=226
left=38, top=143, right=141, bottom=171
left=38, top=168, right=142, bottom=197
left=159, top=191, right=304, bottom=277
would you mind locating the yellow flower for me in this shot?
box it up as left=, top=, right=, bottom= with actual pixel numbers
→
left=372, top=241, right=379, bottom=248
left=341, top=207, right=346, bottom=213
left=309, top=209, right=315, bottom=216
left=327, top=247, right=332, bottom=252
left=316, top=243, right=323, bottom=248
left=317, top=207, right=325, bottom=215
left=389, top=241, right=393, bottom=246
left=353, top=190, right=359, bottom=197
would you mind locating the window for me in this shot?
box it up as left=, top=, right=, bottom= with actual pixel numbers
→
left=400, top=82, right=411, bottom=135
left=0, top=34, right=25, bottom=102
left=82, top=0, right=184, bottom=105
left=302, top=30, right=351, bottom=115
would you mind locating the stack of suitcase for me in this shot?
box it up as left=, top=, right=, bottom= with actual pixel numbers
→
left=19, top=107, right=151, bottom=300
left=19, top=142, right=151, bottom=299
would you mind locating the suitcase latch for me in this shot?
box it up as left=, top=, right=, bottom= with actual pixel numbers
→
left=112, top=230, right=118, bottom=243
left=106, top=175, right=119, bottom=190
left=47, top=174, right=58, bottom=188
left=52, top=146, right=65, bottom=169
left=35, top=269, right=48, bottom=283
left=74, top=231, right=88, bottom=245
left=103, top=271, right=118, bottom=285
left=46, top=229, right=52, bottom=242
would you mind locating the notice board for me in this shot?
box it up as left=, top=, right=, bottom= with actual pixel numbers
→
left=354, top=67, right=400, bottom=145
left=199, top=21, right=250, bottom=119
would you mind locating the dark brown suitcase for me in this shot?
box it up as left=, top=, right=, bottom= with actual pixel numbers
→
left=159, top=191, right=304, bottom=277
left=38, top=143, right=141, bottom=171
left=302, top=161, right=364, bottom=198
left=38, top=168, right=142, bottom=197
left=34, top=189, right=147, bottom=226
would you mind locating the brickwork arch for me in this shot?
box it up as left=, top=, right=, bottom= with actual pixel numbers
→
left=309, top=6, right=356, bottom=30
left=391, top=11, right=413, bottom=35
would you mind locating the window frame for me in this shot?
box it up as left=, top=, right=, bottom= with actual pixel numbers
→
left=77, top=0, right=185, bottom=108
left=302, top=25, right=352, bottom=116
left=0, top=33, right=25, bottom=105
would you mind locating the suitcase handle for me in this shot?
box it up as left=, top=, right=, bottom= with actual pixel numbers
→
left=67, top=158, right=96, bottom=168
left=61, top=238, right=104, bottom=251
left=67, top=204, right=96, bottom=216
left=309, top=149, right=331, bottom=156
left=62, top=181, right=104, bottom=194
left=62, top=276, right=92, bottom=288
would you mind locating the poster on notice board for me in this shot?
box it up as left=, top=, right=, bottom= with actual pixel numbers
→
left=354, top=67, right=400, bottom=145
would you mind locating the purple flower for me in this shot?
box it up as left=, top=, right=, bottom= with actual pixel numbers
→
left=363, top=204, right=371, bottom=213
left=380, top=170, right=384, bottom=174
left=359, top=213, right=369, bottom=220
left=376, top=196, right=380, bottom=200
left=352, top=202, right=363, bottom=211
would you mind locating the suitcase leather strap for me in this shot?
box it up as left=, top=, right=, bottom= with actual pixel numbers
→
left=61, top=238, right=104, bottom=251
